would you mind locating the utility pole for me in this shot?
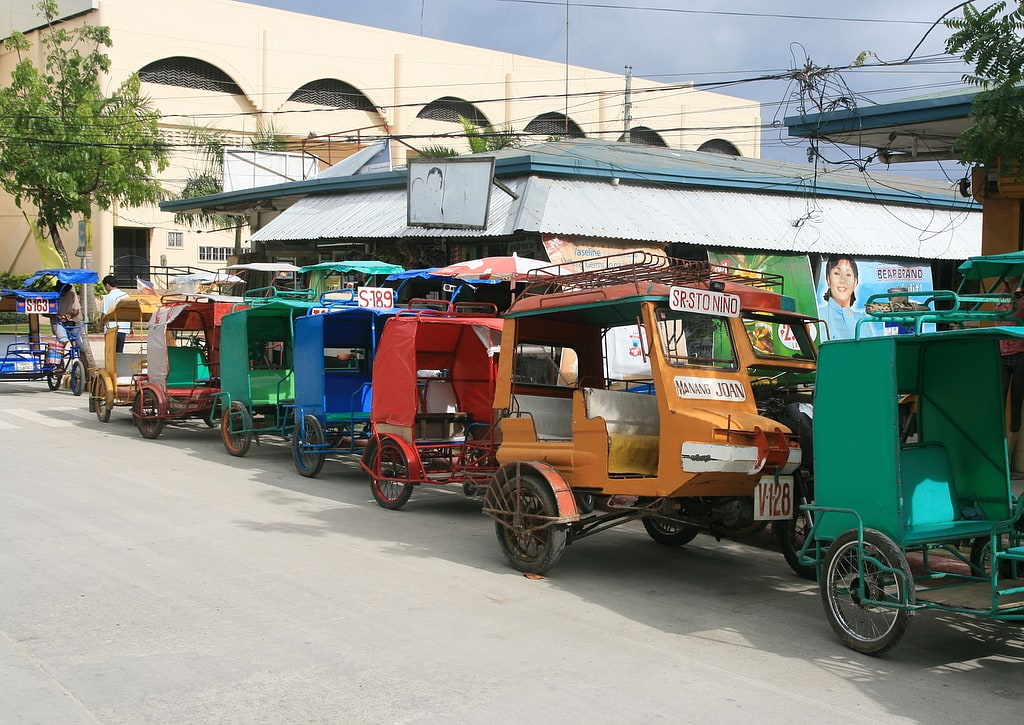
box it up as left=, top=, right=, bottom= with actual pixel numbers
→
left=624, top=65, right=633, bottom=142
left=564, top=0, right=570, bottom=134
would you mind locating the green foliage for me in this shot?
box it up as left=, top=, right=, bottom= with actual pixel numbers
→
left=0, top=1, right=168, bottom=265
left=945, top=1, right=1024, bottom=168
left=174, top=117, right=287, bottom=228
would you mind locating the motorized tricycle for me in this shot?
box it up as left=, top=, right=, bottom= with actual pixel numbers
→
left=477, top=252, right=819, bottom=576
left=803, top=277, right=1024, bottom=655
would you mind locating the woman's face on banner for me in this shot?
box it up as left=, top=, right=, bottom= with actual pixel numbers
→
left=828, top=258, right=857, bottom=308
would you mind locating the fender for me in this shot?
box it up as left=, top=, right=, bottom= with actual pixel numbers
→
left=361, top=433, right=426, bottom=482
left=133, top=382, right=167, bottom=417
left=493, top=460, right=580, bottom=522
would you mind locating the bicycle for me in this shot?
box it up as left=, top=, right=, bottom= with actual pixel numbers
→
left=47, top=323, right=87, bottom=396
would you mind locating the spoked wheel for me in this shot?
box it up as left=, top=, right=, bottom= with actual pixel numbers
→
left=133, top=387, right=166, bottom=440
left=221, top=401, right=253, bottom=457
left=775, top=511, right=817, bottom=581
left=820, top=529, right=914, bottom=656
left=46, top=357, right=66, bottom=390
left=293, top=414, right=326, bottom=478
left=369, top=439, right=414, bottom=510
left=68, top=359, right=86, bottom=396
left=94, top=374, right=112, bottom=423
left=969, top=534, right=1019, bottom=579
left=642, top=516, right=701, bottom=547
left=489, top=472, right=567, bottom=574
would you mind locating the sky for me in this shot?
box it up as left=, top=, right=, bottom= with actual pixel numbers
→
left=238, top=0, right=979, bottom=182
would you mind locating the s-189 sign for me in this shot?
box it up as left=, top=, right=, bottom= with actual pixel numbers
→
left=357, top=287, right=395, bottom=309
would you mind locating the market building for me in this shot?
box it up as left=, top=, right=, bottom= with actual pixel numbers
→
left=162, top=137, right=982, bottom=339
left=0, top=0, right=761, bottom=277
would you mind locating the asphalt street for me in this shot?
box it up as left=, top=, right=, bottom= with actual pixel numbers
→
left=1, top=382, right=1022, bottom=724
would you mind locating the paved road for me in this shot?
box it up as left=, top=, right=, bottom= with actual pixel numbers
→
left=1, top=383, right=1022, bottom=724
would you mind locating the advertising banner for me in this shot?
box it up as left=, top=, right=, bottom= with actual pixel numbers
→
left=814, top=256, right=934, bottom=340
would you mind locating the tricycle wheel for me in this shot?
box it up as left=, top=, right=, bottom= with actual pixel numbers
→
left=820, top=529, right=913, bottom=656
left=969, top=534, right=1018, bottom=579
left=642, top=516, right=700, bottom=547
left=68, top=359, right=85, bottom=396
left=370, top=439, right=414, bottom=510
left=491, top=472, right=567, bottom=574
left=293, top=414, right=326, bottom=478
left=46, top=357, right=65, bottom=390
left=221, top=401, right=253, bottom=457
left=775, top=512, right=817, bottom=581
left=94, top=374, right=112, bottom=423
left=133, top=387, right=165, bottom=440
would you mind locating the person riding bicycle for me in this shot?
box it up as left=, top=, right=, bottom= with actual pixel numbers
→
left=49, top=283, right=81, bottom=347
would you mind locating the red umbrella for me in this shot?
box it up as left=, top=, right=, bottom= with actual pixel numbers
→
left=432, top=254, right=561, bottom=281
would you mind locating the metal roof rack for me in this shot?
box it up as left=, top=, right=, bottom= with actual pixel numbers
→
left=518, top=252, right=784, bottom=299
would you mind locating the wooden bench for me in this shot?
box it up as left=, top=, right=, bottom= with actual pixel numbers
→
left=900, top=443, right=998, bottom=544
left=583, top=387, right=660, bottom=475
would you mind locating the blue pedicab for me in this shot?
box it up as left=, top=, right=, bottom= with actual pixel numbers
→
left=804, top=284, right=1024, bottom=656
left=290, top=294, right=398, bottom=477
left=217, top=289, right=318, bottom=456
left=0, top=268, right=97, bottom=393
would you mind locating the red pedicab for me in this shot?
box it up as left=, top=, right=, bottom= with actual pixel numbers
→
left=131, top=294, right=243, bottom=439
left=360, top=304, right=504, bottom=509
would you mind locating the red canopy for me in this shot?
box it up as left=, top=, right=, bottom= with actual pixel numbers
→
left=371, top=314, right=503, bottom=427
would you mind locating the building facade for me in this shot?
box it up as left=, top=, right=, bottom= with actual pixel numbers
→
left=0, top=0, right=762, bottom=279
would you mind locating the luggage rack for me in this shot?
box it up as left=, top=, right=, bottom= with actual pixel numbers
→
left=517, top=252, right=785, bottom=298
left=855, top=289, right=1021, bottom=337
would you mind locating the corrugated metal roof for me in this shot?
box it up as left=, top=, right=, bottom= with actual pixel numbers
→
left=251, top=174, right=980, bottom=260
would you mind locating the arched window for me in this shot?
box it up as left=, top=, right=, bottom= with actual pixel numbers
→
left=139, top=57, right=243, bottom=95
left=697, top=138, right=741, bottom=156
left=617, top=126, right=667, bottom=147
left=288, top=79, right=376, bottom=112
left=416, top=97, right=488, bottom=126
left=524, top=112, right=585, bottom=138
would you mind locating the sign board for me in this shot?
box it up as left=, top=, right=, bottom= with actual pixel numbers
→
left=223, top=149, right=320, bottom=192
left=356, top=286, right=395, bottom=309
left=408, top=157, right=495, bottom=229
left=17, top=297, right=57, bottom=315
left=669, top=287, right=741, bottom=317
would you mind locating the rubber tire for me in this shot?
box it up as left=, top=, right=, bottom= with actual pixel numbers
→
left=492, top=473, right=567, bottom=574
left=369, top=439, right=414, bottom=510
left=134, top=387, right=166, bottom=440
left=775, top=512, right=817, bottom=581
left=69, top=359, right=85, bottom=396
left=94, top=375, right=112, bottom=423
left=221, top=401, right=253, bottom=457
left=969, top=534, right=1017, bottom=579
left=46, top=357, right=65, bottom=390
left=293, top=414, right=326, bottom=478
left=820, top=528, right=914, bottom=656
left=642, top=516, right=701, bottom=547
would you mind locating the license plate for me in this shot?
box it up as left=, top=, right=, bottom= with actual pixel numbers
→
left=754, top=475, right=793, bottom=520
left=14, top=361, right=34, bottom=372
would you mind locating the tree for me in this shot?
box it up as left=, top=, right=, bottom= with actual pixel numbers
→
left=418, top=115, right=521, bottom=158
left=173, top=117, right=287, bottom=255
left=946, top=1, right=1024, bottom=170
left=0, top=1, right=168, bottom=268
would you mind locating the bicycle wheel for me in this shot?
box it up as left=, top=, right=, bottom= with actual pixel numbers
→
left=46, top=356, right=66, bottom=390
left=68, top=359, right=86, bottom=396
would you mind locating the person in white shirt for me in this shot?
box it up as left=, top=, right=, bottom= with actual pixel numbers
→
left=101, top=275, right=131, bottom=352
